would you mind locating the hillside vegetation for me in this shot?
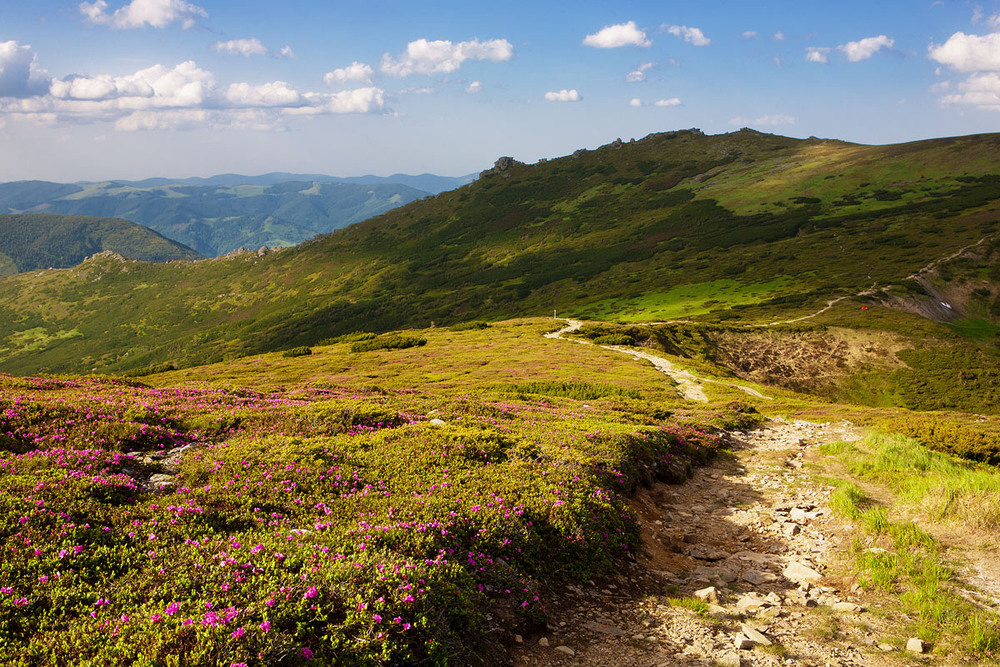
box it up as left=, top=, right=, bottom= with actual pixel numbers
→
left=0, top=129, right=998, bottom=414
left=0, top=214, right=202, bottom=276
left=0, top=180, right=430, bottom=257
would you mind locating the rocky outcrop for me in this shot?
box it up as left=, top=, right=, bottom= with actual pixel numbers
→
left=479, top=156, right=525, bottom=178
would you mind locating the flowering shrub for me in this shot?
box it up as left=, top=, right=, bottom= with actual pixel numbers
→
left=0, top=372, right=720, bottom=665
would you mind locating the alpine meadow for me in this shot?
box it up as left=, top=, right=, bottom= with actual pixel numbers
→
left=6, top=2, right=1000, bottom=666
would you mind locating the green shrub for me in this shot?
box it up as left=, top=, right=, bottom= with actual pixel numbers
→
left=498, top=381, right=640, bottom=401
left=282, top=346, right=312, bottom=358
left=350, top=335, right=427, bottom=353
left=449, top=321, right=490, bottom=331
left=593, top=334, right=635, bottom=346
left=321, top=331, right=377, bottom=345
left=120, top=362, right=177, bottom=377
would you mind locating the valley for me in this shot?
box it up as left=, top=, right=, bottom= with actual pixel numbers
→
left=3, top=128, right=1000, bottom=666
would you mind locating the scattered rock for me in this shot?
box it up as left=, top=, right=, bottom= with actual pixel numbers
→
left=429, top=418, right=446, bottom=426
left=734, top=633, right=756, bottom=650
left=741, top=570, right=778, bottom=585
left=554, top=646, right=575, bottom=656
left=693, top=586, right=719, bottom=604
left=739, top=623, right=773, bottom=647
left=832, top=602, right=863, bottom=613
left=538, top=637, right=549, bottom=647
left=583, top=620, right=624, bottom=636
left=783, top=562, right=822, bottom=584
left=717, top=654, right=742, bottom=667
left=906, top=637, right=927, bottom=654
left=513, top=634, right=523, bottom=644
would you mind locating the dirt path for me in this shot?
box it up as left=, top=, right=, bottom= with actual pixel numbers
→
left=546, top=319, right=769, bottom=402
left=509, top=419, right=948, bottom=666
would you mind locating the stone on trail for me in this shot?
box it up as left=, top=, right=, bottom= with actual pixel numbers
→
left=741, top=570, right=777, bottom=585
left=717, top=654, right=742, bottom=667
left=693, top=586, right=719, bottom=604
left=554, top=646, right=575, bottom=656
left=538, top=637, right=549, bottom=647
left=906, top=637, right=927, bottom=654
left=739, top=623, right=772, bottom=646
left=733, top=633, right=756, bottom=650
left=832, top=601, right=863, bottom=613
left=783, top=562, right=822, bottom=584
left=583, top=620, right=624, bottom=636
left=735, top=594, right=767, bottom=614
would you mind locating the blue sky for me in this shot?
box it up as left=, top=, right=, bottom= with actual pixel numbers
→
left=1, top=0, right=999, bottom=181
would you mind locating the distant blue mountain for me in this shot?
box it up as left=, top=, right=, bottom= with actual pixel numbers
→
left=98, top=172, right=477, bottom=195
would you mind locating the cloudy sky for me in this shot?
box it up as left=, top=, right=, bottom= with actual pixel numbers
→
left=1, top=0, right=999, bottom=181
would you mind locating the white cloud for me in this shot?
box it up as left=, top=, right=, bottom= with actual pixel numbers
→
left=929, top=80, right=951, bottom=93
left=466, top=80, right=482, bottom=93
left=664, top=25, right=711, bottom=47
left=629, top=97, right=642, bottom=107
left=399, top=87, right=435, bottom=95
left=544, top=89, right=580, bottom=102
left=839, top=35, right=894, bottom=62
left=79, top=0, right=207, bottom=30
left=729, top=114, right=795, bottom=126
left=742, top=31, right=759, bottom=40
left=0, top=41, right=50, bottom=99
left=929, top=31, right=1000, bottom=72
left=940, top=71, right=1000, bottom=110
left=274, top=45, right=295, bottom=59
left=773, top=31, right=786, bottom=41
left=224, top=81, right=301, bottom=107
left=323, top=61, right=374, bottom=86
left=805, top=47, right=831, bottom=64
left=212, top=38, right=268, bottom=57
left=654, top=97, right=681, bottom=107
left=583, top=21, right=651, bottom=48
left=4, top=58, right=386, bottom=129
left=626, top=62, right=654, bottom=83
left=380, top=38, right=513, bottom=76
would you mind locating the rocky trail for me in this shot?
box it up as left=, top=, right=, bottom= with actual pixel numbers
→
left=509, top=418, right=982, bottom=666
left=546, top=319, right=769, bottom=402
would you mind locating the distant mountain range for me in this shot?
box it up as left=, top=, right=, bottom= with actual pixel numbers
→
left=96, top=172, right=477, bottom=194
left=0, top=213, right=202, bottom=276
left=0, top=177, right=452, bottom=257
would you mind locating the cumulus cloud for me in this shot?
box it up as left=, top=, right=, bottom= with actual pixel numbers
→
left=742, top=31, right=759, bottom=40
left=0, top=41, right=50, bottom=99
left=729, top=114, right=795, bottom=126
left=380, top=38, right=513, bottom=76
left=212, top=38, right=268, bottom=57
left=664, top=25, right=711, bottom=47
left=629, top=97, right=642, bottom=107
left=805, top=47, right=831, bottom=64
left=938, top=71, right=1000, bottom=110
left=839, top=35, right=894, bottom=62
left=583, top=21, right=651, bottom=48
left=929, top=31, right=1000, bottom=72
left=466, top=80, right=482, bottom=93
left=626, top=62, right=654, bottom=83
left=773, top=31, right=786, bottom=41
left=323, top=61, right=374, bottom=86
left=654, top=97, right=681, bottom=107
left=79, top=0, right=208, bottom=29
left=544, top=89, right=580, bottom=102
left=3, top=58, right=386, bottom=129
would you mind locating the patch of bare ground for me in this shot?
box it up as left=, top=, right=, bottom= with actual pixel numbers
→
left=508, top=419, right=998, bottom=666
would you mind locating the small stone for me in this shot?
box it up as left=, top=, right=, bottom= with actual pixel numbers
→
left=783, top=562, right=822, bottom=584
left=878, top=643, right=895, bottom=652
left=717, top=654, right=741, bottom=667
left=832, top=602, right=863, bottom=613
left=742, top=570, right=778, bottom=585
left=429, top=418, right=446, bottom=426
left=736, top=594, right=766, bottom=614
left=782, top=523, right=801, bottom=536
left=583, top=620, right=624, bottom=636
left=740, top=624, right=772, bottom=646
left=538, top=637, right=549, bottom=647
left=694, top=586, right=719, bottom=604
left=554, top=646, right=575, bottom=656
left=632, top=634, right=644, bottom=640
left=734, top=633, right=755, bottom=650
left=906, top=637, right=927, bottom=654
left=513, top=634, right=523, bottom=644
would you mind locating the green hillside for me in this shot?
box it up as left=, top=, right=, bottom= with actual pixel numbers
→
left=0, top=214, right=202, bottom=276
left=0, top=180, right=430, bottom=257
left=0, top=129, right=998, bottom=413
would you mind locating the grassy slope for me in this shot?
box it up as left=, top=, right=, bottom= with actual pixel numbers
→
left=0, top=129, right=998, bottom=386
left=0, top=214, right=202, bottom=276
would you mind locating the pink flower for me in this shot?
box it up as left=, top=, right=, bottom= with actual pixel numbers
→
left=301, top=647, right=314, bottom=659
left=304, top=586, right=318, bottom=600
left=260, top=621, right=271, bottom=632
left=231, top=627, right=245, bottom=638
left=164, top=602, right=179, bottom=616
